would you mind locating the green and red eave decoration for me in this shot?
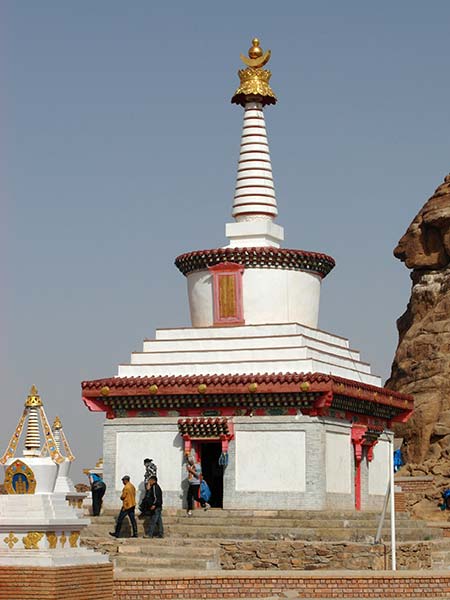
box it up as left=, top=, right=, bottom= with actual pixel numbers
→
left=81, top=371, right=413, bottom=428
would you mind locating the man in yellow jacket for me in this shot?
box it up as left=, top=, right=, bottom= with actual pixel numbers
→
left=109, top=475, right=138, bottom=538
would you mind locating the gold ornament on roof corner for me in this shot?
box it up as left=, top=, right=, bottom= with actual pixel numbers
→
left=25, top=385, right=42, bottom=407
left=232, top=37, right=277, bottom=106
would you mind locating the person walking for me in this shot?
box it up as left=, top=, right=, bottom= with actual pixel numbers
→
left=143, top=476, right=164, bottom=539
left=89, top=472, right=106, bottom=517
left=185, top=455, right=210, bottom=516
left=109, top=475, right=138, bottom=538
left=143, top=458, right=157, bottom=485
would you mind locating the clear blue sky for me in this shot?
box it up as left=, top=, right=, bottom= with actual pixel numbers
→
left=2, top=1, right=449, bottom=482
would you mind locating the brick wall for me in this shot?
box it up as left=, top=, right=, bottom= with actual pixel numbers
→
left=395, top=490, right=407, bottom=512
left=395, top=476, right=434, bottom=493
left=113, top=572, right=450, bottom=599
left=0, top=563, right=113, bottom=600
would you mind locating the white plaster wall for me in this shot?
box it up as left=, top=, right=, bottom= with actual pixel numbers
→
left=115, top=432, right=183, bottom=492
left=187, top=268, right=321, bottom=328
left=368, top=439, right=390, bottom=495
left=235, top=431, right=306, bottom=492
left=187, top=271, right=214, bottom=328
left=325, top=432, right=352, bottom=494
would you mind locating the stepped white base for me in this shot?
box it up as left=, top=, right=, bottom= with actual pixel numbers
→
left=54, top=460, right=76, bottom=494
left=118, top=322, right=380, bottom=386
left=0, top=493, right=107, bottom=566
left=0, top=547, right=109, bottom=567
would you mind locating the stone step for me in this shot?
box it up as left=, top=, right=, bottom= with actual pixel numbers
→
left=160, top=526, right=439, bottom=542
left=83, top=536, right=221, bottom=550
left=431, top=552, right=450, bottom=569
left=99, top=520, right=435, bottom=533
left=100, top=508, right=412, bottom=520
left=83, top=523, right=436, bottom=541
left=429, top=539, right=450, bottom=550
left=83, top=523, right=439, bottom=543
left=91, top=513, right=418, bottom=529
left=114, top=555, right=216, bottom=570
left=117, top=542, right=217, bottom=558
left=165, top=516, right=425, bottom=529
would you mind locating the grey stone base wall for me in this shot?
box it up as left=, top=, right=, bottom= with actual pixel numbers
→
left=220, top=540, right=432, bottom=571
left=101, top=415, right=390, bottom=512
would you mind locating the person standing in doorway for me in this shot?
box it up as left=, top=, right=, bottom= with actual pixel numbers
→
left=89, top=472, right=106, bottom=517
left=185, top=455, right=210, bottom=516
left=143, top=476, right=164, bottom=538
left=109, top=475, right=138, bottom=538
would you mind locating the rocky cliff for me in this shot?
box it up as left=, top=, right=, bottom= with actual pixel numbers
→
left=387, top=175, right=450, bottom=506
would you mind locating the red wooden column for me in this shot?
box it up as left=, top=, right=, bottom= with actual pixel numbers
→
left=351, top=424, right=367, bottom=511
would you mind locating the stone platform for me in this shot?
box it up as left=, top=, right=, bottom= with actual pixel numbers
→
left=81, top=509, right=450, bottom=574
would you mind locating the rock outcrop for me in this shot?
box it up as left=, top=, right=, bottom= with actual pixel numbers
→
left=387, top=174, right=450, bottom=478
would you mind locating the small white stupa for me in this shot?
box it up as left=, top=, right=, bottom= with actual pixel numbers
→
left=48, top=415, right=76, bottom=493
left=0, top=386, right=108, bottom=566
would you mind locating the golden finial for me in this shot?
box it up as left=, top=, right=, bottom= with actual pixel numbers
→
left=232, top=37, right=276, bottom=107
left=249, top=38, right=263, bottom=59
left=52, top=416, right=62, bottom=430
left=25, top=385, right=42, bottom=407
left=240, top=38, right=271, bottom=68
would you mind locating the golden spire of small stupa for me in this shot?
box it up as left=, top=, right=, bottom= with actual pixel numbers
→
left=232, top=38, right=277, bottom=107
left=0, top=386, right=64, bottom=464
left=51, top=415, right=75, bottom=461
left=52, top=416, right=62, bottom=430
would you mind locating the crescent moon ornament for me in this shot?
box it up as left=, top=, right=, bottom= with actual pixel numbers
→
left=240, top=49, right=271, bottom=68
left=240, top=38, right=271, bottom=68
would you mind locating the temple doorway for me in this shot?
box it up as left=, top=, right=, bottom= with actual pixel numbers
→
left=200, top=441, right=224, bottom=508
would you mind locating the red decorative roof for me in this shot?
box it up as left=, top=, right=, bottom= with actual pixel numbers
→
left=174, top=247, right=335, bottom=279
left=82, top=371, right=413, bottom=414
left=177, top=417, right=233, bottom=439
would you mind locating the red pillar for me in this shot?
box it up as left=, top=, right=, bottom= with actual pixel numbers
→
left=351, top=425, right=367, bottom=511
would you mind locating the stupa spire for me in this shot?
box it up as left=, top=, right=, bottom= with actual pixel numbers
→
left=226, top=38, right=284, bottom=248
left=51, top=415, right=75, bottom=461
left=24, top=385, right=42, bottom=456
left=0, top=386, right=64, bottom=464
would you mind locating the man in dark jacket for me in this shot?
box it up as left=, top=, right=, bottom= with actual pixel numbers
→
left=143, top=476, right=164, bottom=539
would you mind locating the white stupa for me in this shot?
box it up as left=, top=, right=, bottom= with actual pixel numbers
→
left=82, top=39, right=413, bottom=513
left=0, top=386, right=108, bottom=566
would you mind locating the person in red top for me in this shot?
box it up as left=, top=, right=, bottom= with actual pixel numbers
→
left=109, top=475, right=138, bottom=538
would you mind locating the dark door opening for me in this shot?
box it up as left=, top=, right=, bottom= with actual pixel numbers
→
left=200, top=442, right=223, bottom=508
